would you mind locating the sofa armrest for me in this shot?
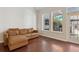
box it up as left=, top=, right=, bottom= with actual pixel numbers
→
left=4, top=32, right=8, bottom=39
left=4, top=32, right=9, bottom=46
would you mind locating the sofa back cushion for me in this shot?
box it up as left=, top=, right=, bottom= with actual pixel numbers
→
left=8, top=28, right=19, bottom=36
left=27, top=28, right=34, bottom=33
left=19, top=29, right=28, bottom=35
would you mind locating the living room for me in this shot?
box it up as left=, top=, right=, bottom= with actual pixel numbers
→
left=0, top=0, right=79, bottom=59
left=0, top=7, right=79, bottom=52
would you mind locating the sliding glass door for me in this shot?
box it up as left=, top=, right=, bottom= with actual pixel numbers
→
left=70, top=16, right=79, bottom=40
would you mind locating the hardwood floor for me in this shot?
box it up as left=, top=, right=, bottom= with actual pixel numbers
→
left=0, top=36, right=79, bottom=52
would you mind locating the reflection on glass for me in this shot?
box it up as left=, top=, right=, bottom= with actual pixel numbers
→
left=70, top=19, right=79, bottom=39
left=53, top=14, right=63, bottom=32
left=44, top=15, right=50, bottom=30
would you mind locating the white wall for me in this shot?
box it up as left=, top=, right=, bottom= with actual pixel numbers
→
left=0, top=7, right=36, bottom=42
left=24, top=8, right=37, bottom=30
left=4, top=8, right=25, bottom=28
left=67, top=7, right=79, bottom=13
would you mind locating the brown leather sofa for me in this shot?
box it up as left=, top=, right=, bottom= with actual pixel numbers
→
left=4, top=28, right=39, bottom=50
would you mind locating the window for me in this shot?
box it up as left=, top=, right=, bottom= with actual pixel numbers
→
left=42, top=14, right=50, bottom=31
left=53, top=10, right=64, bottom=32
left=53, top=14, right=63, bottom=32
left=42, top=10, right=64, bottom=32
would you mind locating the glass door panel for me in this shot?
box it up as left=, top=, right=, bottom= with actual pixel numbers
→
left=70, top=16, right=79, bottom=40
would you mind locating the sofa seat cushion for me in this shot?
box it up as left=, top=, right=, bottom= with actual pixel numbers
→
left=8, top=35, right=28, bottom=45
left=31, top=33, right=39, bottom=36
left=31, top=33, right=39, bottom=39
left=25, top=33, right=32, bottom=37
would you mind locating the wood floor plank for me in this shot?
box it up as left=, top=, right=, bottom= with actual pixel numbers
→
left=0, top=36, right=79, bottom=52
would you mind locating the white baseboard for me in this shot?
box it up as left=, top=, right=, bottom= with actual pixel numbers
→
left=40, top=34, right=79, bottom=44
left=40, top=34, right=67, bottom=42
